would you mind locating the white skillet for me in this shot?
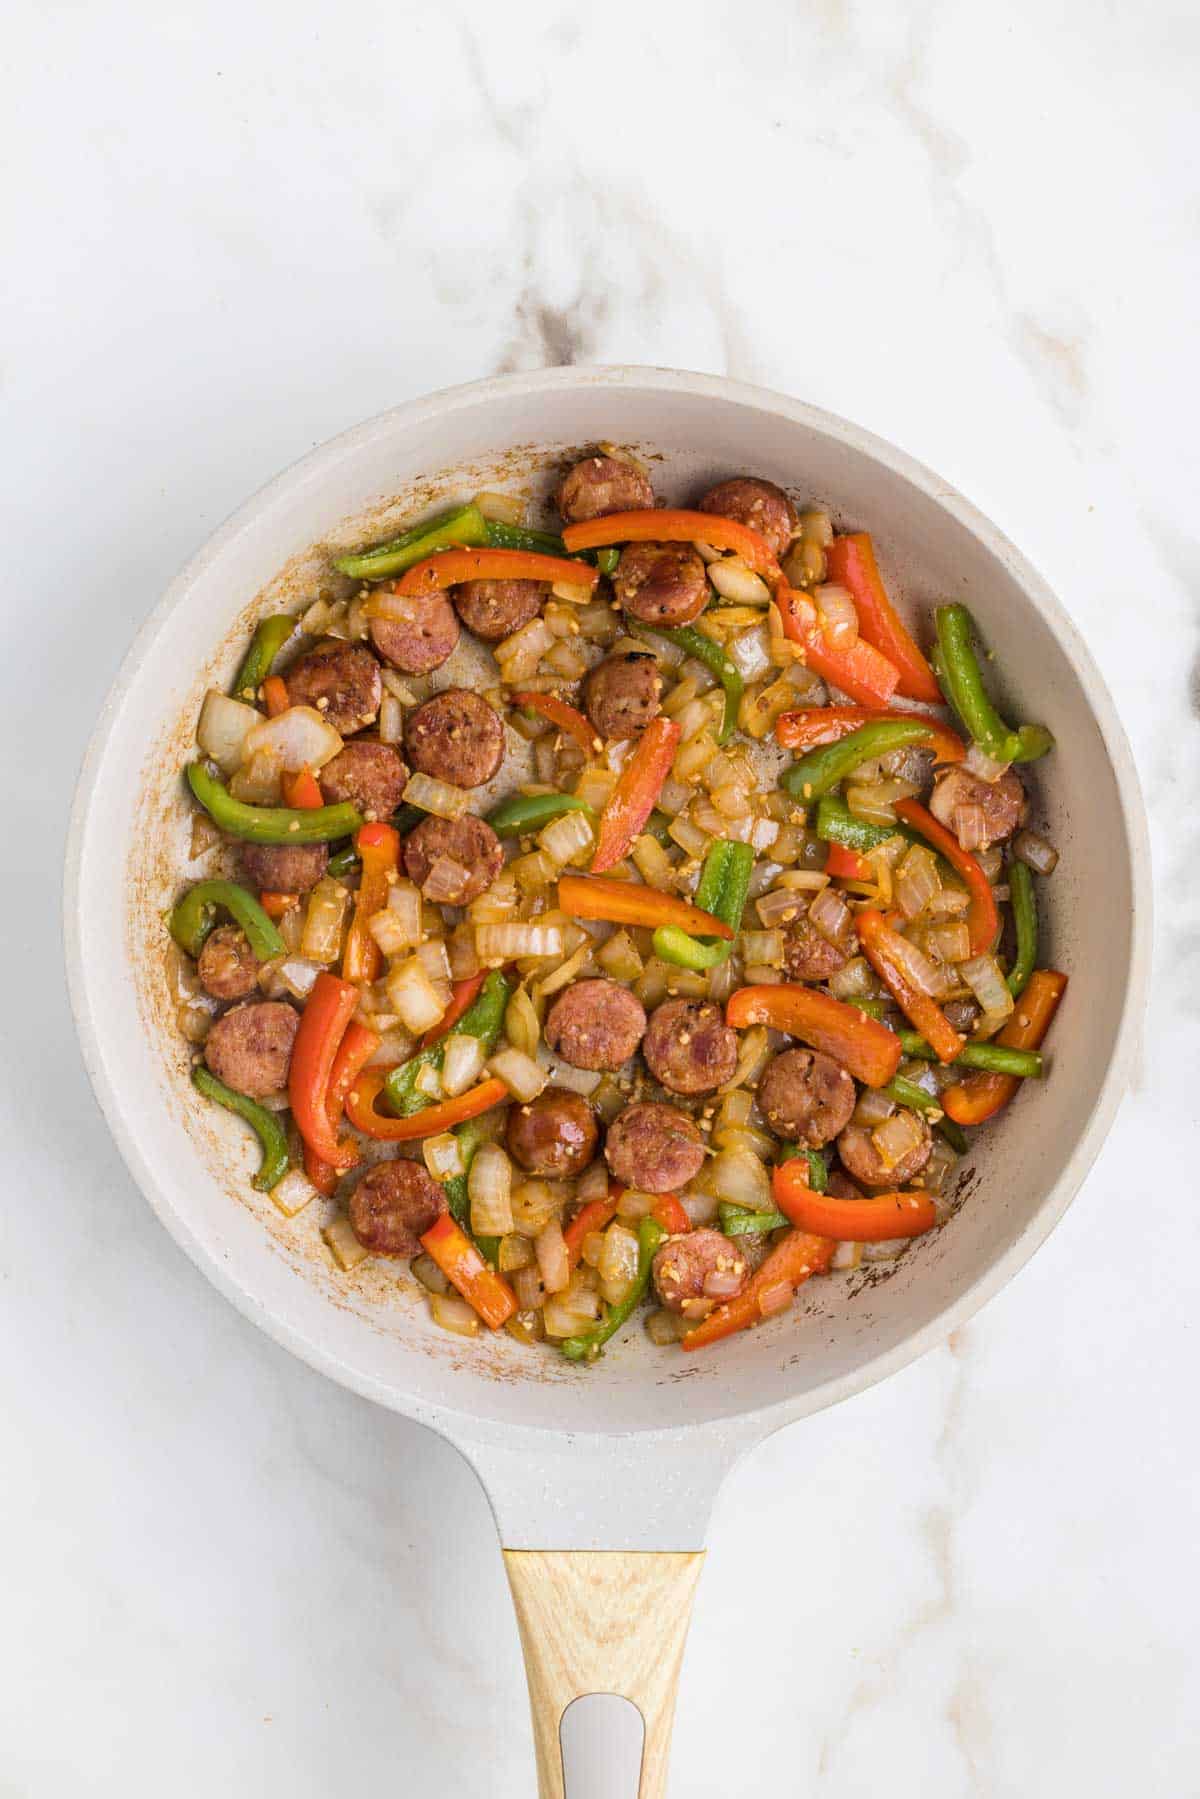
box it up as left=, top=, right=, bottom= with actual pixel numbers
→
left=64, top=368, right=1150, bottom=1797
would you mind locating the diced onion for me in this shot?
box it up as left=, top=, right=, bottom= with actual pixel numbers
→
left=726, top=623, right=772, bottom=683
left=402, top=772, right=470, bottom=820
left=469, top=1143, right=515, bottom=1238
left=704, top=1267, right=744, bottom=1300
left=245, top=705, right=344, bottom=773
left=429, top=1292, right=480, bottom=1337
left=271, top=955, right=322, bottom=1001
left=270, top=1169, right=317, bottom=1217
left=1014, top=829, right=1059, bottom=875
left=475, top=923, right=564, bottom=963
left=532, top=941, right=591, bottom=1000
left=385, top=955, right=447, bottom=1033
left=951, top=802, right=987, bottom=852
left=959, top=953, right=1015, bottom=1022
left=535, top=1217, right=570, bottom=1295
left=378, top=693, right=404, bottom=744
left=753, top=887, right=806, bottom=931
left=499, top=1233, right=535, bottom=1273
left=831, top=1240, right=862, bottom=1271
left=829, top=956, right=875, bottom=1000
left=814, top=582, right=859, bottom=648
left=196, top=690, right=261, bottom=773
left=230, top=750, right=282, bottom=805
left=496, top=618, right=555, bottom=681
left=854, top=1088, right=897, bottom=1127
left=489, top=1046, right=549, bottom=1104
left=441, top=1032, right=486, bottom=1098
left=615, top=1188, right=657, bottom=1220
left=882, top=930, right=946, bottom=1000
left=871, top=1108, right=925, bottom=1171
left=411, top=1251, right=451, bottom=1296
left=708, top=557, right=771, bottom=606
left=381, top=668, right=418, bottom=704
left=929, top=920, right=971, bottom=963
left=740, top=929, right=784, bottom=967
left=809, top=885, right=851, bottom=945
left=513, top=1264, right=547, bottom=1310
left=598, top=1222, right=640, bottom=1307
left=537, top=808, right=595, bottom=868
left=963, top=742, right=1012, bottom=783
left=368, top=880, right=423, bottom=956
left=895, top=844, right=941, bottom=921
left=709, top=1147, right=771, bottom=1212
left=504, top=987, right=541, bottom=1060
left=423, top=1132, right=464, bottom=1182
left=323, top=1216, right=369, bottom=1271
left=300, top=877, right=351, bottom=965
left=720, top=1024, right=770, bottom=1095
left=472, top=489, right=525, bottom=525
left=510, top=1180, right=561, bottom=1238
left=534, top=1042, right=601, bottom=1095
left=549, top=580, right=593, bottom=606
left=645, top=1308, right=689, bottom=1345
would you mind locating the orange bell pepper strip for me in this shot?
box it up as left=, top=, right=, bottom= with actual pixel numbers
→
left=342, top=821, right=400, bottom=985
left=259, top=890, right=299, bottom=920
left=726, top=984, right=902, bottom=1088
left=420, top=971, right=486, bottom=1050
left=893, top=798, right=998, bottom=956
left=652, top=1194, right=691, bottom=1236
left=823, top=843, right=873, bottom=882
left=303, top=1020, right=379, bottom=1196
left=564, top=1193, right=621, bottom=1269
left=559, top=873, right=734, bottom=940
left=281, top=767, right=324, bottom=809
left=942, top=969, right=1067, bottom=1126
left=589, top=716, right=682, bottom=873
left=262, top=675, right=289, bottom=718
left=511, top=691, right=600, bottom=760
left=773, top=1160, right=936, bottom=1240
left=395, top=546, right=599, bottom=597
left=419, top=1214, right=517, bottom=1330
left=856, top=909, right=964, bottom=1064
left=681, top=1228, right=835, bottom=1351
left=824, top=534, right=941, bottom=704
left=345, top=1070, right=509, bottom=1142
left=562, top=508, right=782, bottom=581
left=775, top=706, right=964, bottom=765
left=289, top=972, right=362, bottom=1170
left=774, top=580, right=900, bottom=708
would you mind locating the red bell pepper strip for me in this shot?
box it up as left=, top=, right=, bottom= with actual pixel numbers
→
left=856, top=909, right=964, bottom=1064
left=259, top=890, right=299, bottom=920
left=511, top=691, right=600, bottom=760
left=824, top=843, right=873, bottom=882
left=394, top=546, right=599, bottom=597
left=289, top=972, right=361, bottom=1170
left=345, top=1070, right=509, bottom=1142
left=652, top=1194, right=691, bottom=1236
left=419, top=1213, right=518, bottom=1330
left=893, top=797, right=998, bottom=956
left=726, top=984, right=902, bottom=1088
left=942, top=969, right=1066, bottom=1126
left=564, top=1193, right=621, bottom=1269
left=590, top=717, right=682, bottom=873
left=281, top=767, right=324, bottom=809
left=774, top=580, right=900, bottom=708
left=773, top=1160, right=936, bottom=1240
left=681, top=1228, right=834, bottom=1351
left=559, top=873, right=734, bottom=939
left=262, top=675, right=290, bottom=718
left=342, top=821, right=400, bottom=986
left=775, top=706, right=964, bottom=765
left=304, top=1021, right=379, bottom=1196
left=824, top=534, right=941, bottom=704
left=562, top=508, right=782, bottom=582
left=420, top=971, right=487, bottom=1050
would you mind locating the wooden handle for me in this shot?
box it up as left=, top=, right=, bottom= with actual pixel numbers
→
left=504, top=1549, right=704, bottom=1799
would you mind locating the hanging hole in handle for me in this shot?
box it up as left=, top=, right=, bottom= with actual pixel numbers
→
left=560, top=1693, right=646, bottom=1799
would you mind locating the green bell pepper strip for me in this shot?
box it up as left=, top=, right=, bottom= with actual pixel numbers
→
left=848, top=996, right=890, bottom=1018
left=333, top=503, right=490, bottom=581
left=486, top=791, right=596, bottom=838
left=233, top=615, right=296, bottom=703
left=720, top=1203, right=789, bottom=1236
left=1005, top=860, right=1038, bottom=998
left=191, top=1066, right=290, bottom=1192
left=187, top=762, right=363, bottom=845
left=780, top=719, right=934, bottom=804
left=640, top=623, right=743, bottom=746
left=936, top=1116, right=970, bottom=1155
left=596, top=546, right=620, bottom=576
left=933, top=606, right=1054, bottom=764
left=895, top=1029, right=1043, bottom=1079
left=653, top=839, right=755, bottom=971
left=777, top=1144, right=828, bottom=1191
left=815, top=794, right=906, bottom=855
left=169, top=879, right=286, bottom=962
left=560, top=1217, right=666, bottom=1362
left=483, top=520, right=568, bottom=556
left=883, top=1073, right=944, bottom=1117
left=326, top=844, right=359, bottom=879
left=383, top=970, right=513, bottom=1117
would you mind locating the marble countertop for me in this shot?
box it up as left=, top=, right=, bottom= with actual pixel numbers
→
left=4, top=1, right=1198, bottom=1791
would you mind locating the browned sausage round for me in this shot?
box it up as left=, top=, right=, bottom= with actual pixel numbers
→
left=197, top=925, right=260, bottom=1002
left=837, top=1115, right=933, bottom=1189
left=652, top=1228, right=748, bottom=1313
left=826, top=1169, right=865, bottom=1201
left=554, top=454, right=654, bottom=523
left=613, top=543, right=708, bottom=626
left=368, top=591, right=459, bottom=675
left=405, top=689, right=505, bottom=789
left=783, top=916, right=851, bottom=983
left=506, top=1089, right=599, bottom=1179
left=283, top=640, right=382, bottom=734
left=758, top=1048, right=856, bottom=1147
left=348, top=1158, right=447, bottom=1257
left=929, top=765, right=1027, bottom=846
left=604, top=1102, right=706, bottom=1193
left=696, top=477, right=797, bottom=558
left=402, top=813, right=504, bottom=904
left=452, top=579, right=547, bottom=643
left=241, top=840, right=329, bottom=894
left=583, top=651, right=662, bottom=741
left=319, top=740, right=408, bottom=820
left=544, top=979, right=647, bottom=1071
left=203, top=1000, right=298, bottom=1098
left=643, top=998, right=738, bottom=1096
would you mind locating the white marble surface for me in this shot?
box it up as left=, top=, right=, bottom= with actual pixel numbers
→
left=4, top=1, right=1198, bottom=1791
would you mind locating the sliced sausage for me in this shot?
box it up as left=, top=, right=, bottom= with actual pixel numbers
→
left=319, top=740, right=409, bottom=821
left=241, top=840, right=329, bottom=895
left=283, top=640, right=382, bottom=734
left=783, top=916, right=851, bottom=984
left=929, top=765, right=1027, bottom=847
left=643, top=999, right=738, bottom=1097
left=652, top=1228, right=748, bottom=1314
left=826, top=1169, right=865, bottom=1201
left=583, top=651, right=662, bottom=741
left=368, top=591, right=459, bottom=675
left=452, top=579, right=547, bottom=643
left=203, top=1000, right=298, bottom=1099
left=348, top=1158, right=447, bottom=1258
left=402, top=813, right=504, bottom=905
left=554, top=454, right=654, bottom=524
left=544, top=979, right=646, bottom=1072
left=613, top=542, right=708, bottom=627
left=605, top=1102, right=706, bottom=1193
left=837, top=1115, right=933, bottom=1189
left=405, top=689, right=505, bottom=789
left=506, top=1089, right=599, bottom=1179
left=758, top=1048, right=856, bottom=1148
left=196, top=924, right=260, bottom=1002
left=696, top=477, right=797, bottom=558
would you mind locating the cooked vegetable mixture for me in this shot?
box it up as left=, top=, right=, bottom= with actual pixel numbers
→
left=171, top=453, right=1065, bottom=1359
